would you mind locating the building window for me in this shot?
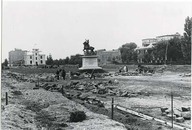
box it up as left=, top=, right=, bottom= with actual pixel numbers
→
left=41, top=60, right=43, bottom=64
left=36, top=57, right=37, bottom=60
left=35, top=53, right=37, bottom=55
left=40, top=56, right=43, bottom=59
left=30, top=56, right=32, bottom=59
left=30, top=61, right=32, bottom=64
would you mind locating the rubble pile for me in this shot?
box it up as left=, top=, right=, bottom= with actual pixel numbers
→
left=7, top=72, right=28, bottom=82
left=180, top=73, right=191, bottom=77
left=115, top=72, right=140, bottom=76
left=160, top=106, right=191, bottom=123
left=7, top=72, right=57, bottom=83
left=33, top=80, right=120, bottom=107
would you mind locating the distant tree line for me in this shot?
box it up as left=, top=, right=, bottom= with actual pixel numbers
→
left=46, top=54, right=82, bottom=67
left=152, top=16, right=191, bottom=64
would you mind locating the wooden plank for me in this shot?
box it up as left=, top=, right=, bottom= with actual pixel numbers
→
left=115, top=104, right=190, bottom=130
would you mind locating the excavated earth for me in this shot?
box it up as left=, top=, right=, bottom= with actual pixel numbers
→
left=1, top=71, right=126, bottom=130
left=1, top=65, right=191, bottom=130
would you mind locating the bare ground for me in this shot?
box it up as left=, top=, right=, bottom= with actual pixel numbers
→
left=1, top=65, right=191, bottom=130
left=1, top=71, right=126, bottom=130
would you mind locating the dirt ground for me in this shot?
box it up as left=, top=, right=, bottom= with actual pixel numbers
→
left=103, top=71, right=191, bottom=128
left=1, top=71, right=126, bottom=130
left=1, top=65, right=191, bottom=130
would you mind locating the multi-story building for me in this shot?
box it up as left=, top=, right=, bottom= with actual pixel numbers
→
left=142, top=38, right=157, bottom=47
left=156, top=32, right=181, bottom=42
left=9, top=48, right=46, bottom=66
left=135, top=33, right=181, bottom=64
left=96, top=49, right=122, bottom=65
left=24, top=49, right=46, bottom=65
left=9, top=48, right=27, bottom=66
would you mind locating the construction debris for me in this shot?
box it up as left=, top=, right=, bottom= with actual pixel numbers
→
left=160, top=107, right=191, bottom=122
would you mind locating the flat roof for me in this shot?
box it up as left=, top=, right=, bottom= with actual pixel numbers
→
left=142, top=38, right=157, bottom=40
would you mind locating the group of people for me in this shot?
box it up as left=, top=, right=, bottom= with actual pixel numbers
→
left=56, top=69, right=66, bottom=80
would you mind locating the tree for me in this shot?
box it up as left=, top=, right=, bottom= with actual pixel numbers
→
left=167, top=38, right=183, bottom=62
left=46, top=54, right=54, bottom=65
left=153, top=41, right=167, bottom=62
left=2, top=59, right=8, bottom=66
left=64, top=57, right=70, bottom=64
left=181, top=16, right=191, bottom=63
left=69, top=54, right=82, bottom=66
left=153, top=37, right=184, bottom=64
left=143, top=52, right=153, bottom=63
left=119, top=42, right=137, bottom=63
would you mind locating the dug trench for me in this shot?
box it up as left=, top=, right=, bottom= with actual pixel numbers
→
left=61, top=88, right=176, bottom=130
left=35, top=79, right=177, bottom=130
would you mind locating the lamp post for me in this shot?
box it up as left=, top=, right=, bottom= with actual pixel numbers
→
left=165, top=40, right=169, bottom=65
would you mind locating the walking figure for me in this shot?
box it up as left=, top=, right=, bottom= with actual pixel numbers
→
left=56, top=69, right=60, bottom=80
left=61, top=69, right=66, bottom=80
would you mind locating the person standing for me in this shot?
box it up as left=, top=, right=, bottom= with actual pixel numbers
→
left=61, top=69, right=66, bottom=80
left=56, top=69, right=60, bottom=80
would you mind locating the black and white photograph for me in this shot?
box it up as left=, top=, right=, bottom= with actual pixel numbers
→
left=1, top=0, right=192, bottom=130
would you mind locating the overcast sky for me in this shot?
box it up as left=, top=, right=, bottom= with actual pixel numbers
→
left=2, top=1, right=192, bottom=60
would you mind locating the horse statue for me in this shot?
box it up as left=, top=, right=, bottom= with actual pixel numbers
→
left=83, top=39, right=95, bottom=55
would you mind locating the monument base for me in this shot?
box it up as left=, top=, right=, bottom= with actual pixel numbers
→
left=79, top=55, right=102, bottom=70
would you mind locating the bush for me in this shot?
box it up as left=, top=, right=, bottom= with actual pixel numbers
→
left=69, top=111, right=86, bottom=122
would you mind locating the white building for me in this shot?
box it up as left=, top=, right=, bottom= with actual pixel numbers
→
left=156, top=32, right=181, bottom=43
left=142, top=38, right=157, bottom=47
left=24, top=49, right=46, bottom=65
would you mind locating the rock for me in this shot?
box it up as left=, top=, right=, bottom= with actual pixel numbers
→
left=121, top=91, right=129, bottom=97
left=59, top=123, right=68, bottom=127
left=174, top=109, right=182, bottom=117
left=128, top=93, right=138, bottom=98
left=107, top=90, right=116, bottom=96
left=175, top=117, right=185, bottom=123
left=143, top=92, right=150, bottom=96
left=40, top=83, right=48, bottom=88
left=71, top=81, right=79, bottom=85
left=160, top=107, right=168, bottom=113
left=165, top=109, right=171, bottom=114
left=77, top=85, right=85, bottom=91
left=91, top=89, right=98, bottom=94
left=181, top=107, right=190, bottom=112
left=98, top=84, right=105, bottom=90
left=78, top=93, right=92, bottom=100
left=181, top=111, right=191, bottom=120
left=161, top=112, right=167, bottom=116
left=166, top=114, right=176, bottom=119
left=45, top=85, right=52, bottom=90
left=33, top=87, right=39, bottom=90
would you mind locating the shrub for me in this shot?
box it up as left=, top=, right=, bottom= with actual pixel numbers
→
left=69, top=111, right=86, bottom=122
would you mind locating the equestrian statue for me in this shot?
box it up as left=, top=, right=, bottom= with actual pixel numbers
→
left=83, top=39, right=96, bottom=55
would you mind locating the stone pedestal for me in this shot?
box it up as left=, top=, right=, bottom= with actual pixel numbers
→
left=79, top=55, right=102, bottom=70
